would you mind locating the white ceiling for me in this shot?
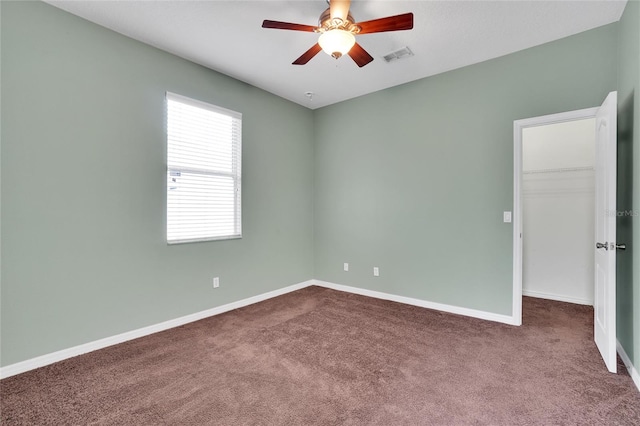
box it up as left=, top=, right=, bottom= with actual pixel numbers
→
left=45, top=0, right=627, bottom=109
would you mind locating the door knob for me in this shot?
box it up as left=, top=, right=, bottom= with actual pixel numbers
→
left=596, top=242, right=608, bottom=250
left=616, top=243, right=627, bottom=250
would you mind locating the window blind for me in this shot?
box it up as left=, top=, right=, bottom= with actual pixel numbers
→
left=166, top=92, right=242, bottom=244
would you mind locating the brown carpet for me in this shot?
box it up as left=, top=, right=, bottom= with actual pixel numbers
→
left=1, top=286, right=639, bottom=425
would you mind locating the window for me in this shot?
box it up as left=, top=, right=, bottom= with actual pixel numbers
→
left=166, top=92, right=242, bottom=244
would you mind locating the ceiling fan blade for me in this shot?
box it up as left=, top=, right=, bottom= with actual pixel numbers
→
left=262, top=20, right=317, bottom=32
left=348, top=42, right=374, bottom=68
left=330, top=0, right=351, bottom=21
left=355, top=13, right=414, bottom=34
left=293, top=43, right=323, bottom=65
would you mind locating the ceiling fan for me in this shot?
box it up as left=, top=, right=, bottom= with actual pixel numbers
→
left=262, top=0, right=414, bottom=68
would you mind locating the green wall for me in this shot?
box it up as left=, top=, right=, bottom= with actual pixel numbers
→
left=0, top=1, right=314, bottom=366
left=314, top=24, right=618, bottom=315
left=617, top=0, right=640, bottom=376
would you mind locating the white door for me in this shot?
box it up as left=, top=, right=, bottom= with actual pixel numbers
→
left=594, top=91, right=617, bottom=373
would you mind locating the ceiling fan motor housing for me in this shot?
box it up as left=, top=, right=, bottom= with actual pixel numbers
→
left=317, top=8, right=360, bottom=34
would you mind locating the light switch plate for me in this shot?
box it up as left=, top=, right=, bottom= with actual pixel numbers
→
left=503, top=211, right=512, bottom=223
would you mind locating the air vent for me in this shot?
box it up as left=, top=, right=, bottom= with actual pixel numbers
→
left=383, top=46, right=414, bottom=63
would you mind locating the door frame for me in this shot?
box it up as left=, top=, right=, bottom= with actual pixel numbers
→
left=512, top=107, right=599, bottom=326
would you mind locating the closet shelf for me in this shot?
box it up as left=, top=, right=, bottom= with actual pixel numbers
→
left=523, top=166, right=594, bottom=175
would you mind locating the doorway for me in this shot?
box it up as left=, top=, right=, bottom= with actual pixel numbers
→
left=512, top=108, right=598, bottom=325
left=521, top=118, right=596, bottom=305
left=513, top=93, right=619, bottom=372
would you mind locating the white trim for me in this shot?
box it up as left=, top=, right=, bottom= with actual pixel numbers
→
left=513, top=116, right=523, bottom=326
left=0, top=280, right=314, bottom=379
left=514, top=107, right=599, bottom=129
left=617, top=340, right=640, bottom=393
left=313, top=280, right=518, bottom=325
left=522, top=289, right=593, bottom=306
left=513, top=107, right=599, bottom=327
left=0, top=279, right=524, bottom=379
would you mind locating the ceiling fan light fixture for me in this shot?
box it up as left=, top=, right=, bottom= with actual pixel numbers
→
left=318, top=29, right=355, bottom=59
left=262, top=1, right=413, bottom=67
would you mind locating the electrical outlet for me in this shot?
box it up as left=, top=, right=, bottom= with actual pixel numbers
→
left=213, top=277, right=220, bottom=288
left=344, top=263, right=349, bottom=272
left=373, top=267, right=379, bottom=277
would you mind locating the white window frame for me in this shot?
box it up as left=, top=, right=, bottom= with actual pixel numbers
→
left=166, top=92, right=242, bottom=244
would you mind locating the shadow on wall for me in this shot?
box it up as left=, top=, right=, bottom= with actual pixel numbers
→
left=617, top=90, right=634, bottom=356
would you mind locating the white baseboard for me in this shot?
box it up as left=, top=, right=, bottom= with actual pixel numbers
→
left=1, top=279, right=520, bottom=379
left=313, top=280, right=518, bottom=325
left=0, top=280, right=314, bottom=380
left=617, top=340, right=640, bottom=393
left=523, top=289, right=593, bottom=306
